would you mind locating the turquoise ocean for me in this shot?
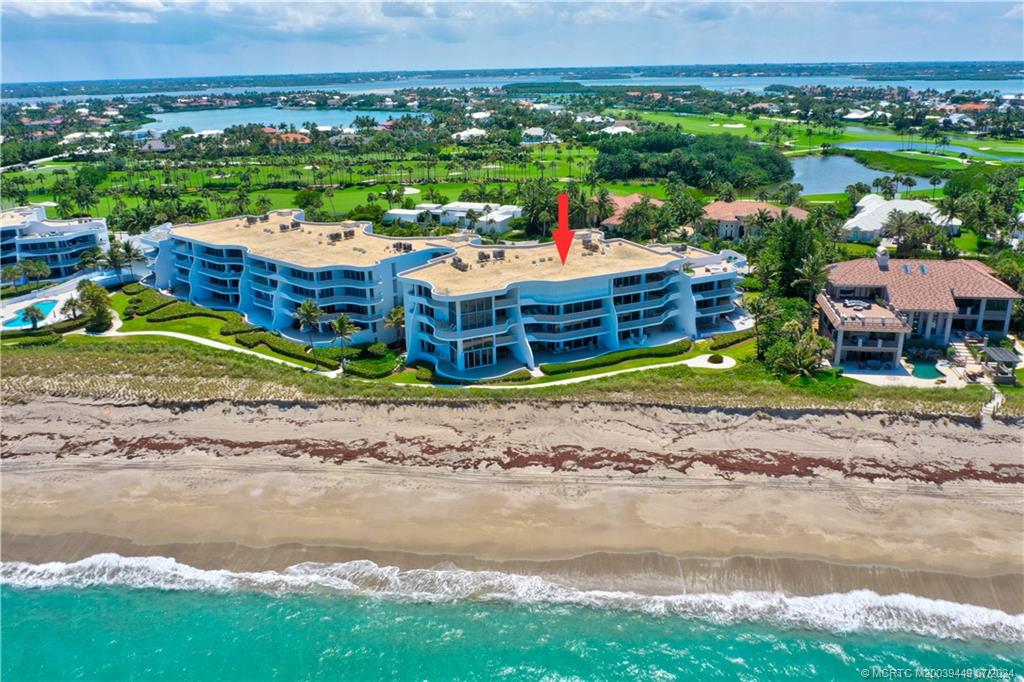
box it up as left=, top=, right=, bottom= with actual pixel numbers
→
left=2, top=554, right=1022, bottom=680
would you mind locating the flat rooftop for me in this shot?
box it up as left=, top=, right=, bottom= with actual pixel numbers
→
left=1, top=208, right=36, bottom=228
left=817, top=293, right=911, bottom=332
left=403, top=237, right=682, bottom=297
left=171, top=210, right=464, bottom=268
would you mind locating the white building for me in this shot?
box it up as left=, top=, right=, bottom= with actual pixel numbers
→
left=452, top=127, right=488, bottom=142
left=1, top=206, right=110, bottom=279
left=469, top=111, right=492, bottom=121
left=385, top=202, right=524, bottom=234
left=843, top=194, right=962, bottom=243
left=599, top=125, right=635, bottom=135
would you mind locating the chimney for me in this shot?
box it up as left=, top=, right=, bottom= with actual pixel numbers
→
left=875, top=245, right=889, bottom=270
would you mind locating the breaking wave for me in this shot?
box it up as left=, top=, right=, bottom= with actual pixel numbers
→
left=3, top=553, right=1022, bottom=644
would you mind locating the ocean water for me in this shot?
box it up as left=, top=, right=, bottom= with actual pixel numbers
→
left=2, top=555, right=1022, bottom=681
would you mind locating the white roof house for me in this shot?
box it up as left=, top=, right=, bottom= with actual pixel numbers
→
left=470, top=111, right=492, bottom=120
left=600, top=125, right=635, bottom=135
left=386, top=202, right=523, bottom=234
left=521, top=127, right=560, bottom=144
left=842, top=194, right=962, bottom=242
left=452, top=127, right=488, bottom=142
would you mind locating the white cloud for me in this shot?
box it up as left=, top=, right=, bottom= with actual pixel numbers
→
left=2, top=0, right=171, bottom=23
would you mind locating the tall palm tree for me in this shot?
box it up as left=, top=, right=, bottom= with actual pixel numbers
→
left=76, top=247, right=102, bottom=274
left=61, top=295, right=84, bottom=320
left=103, top=245, right=128, bottom=283
left=385, top=306, right=406, bottom=349
left=120, top=241, right=143, bottom=281
left=330, top=314, right=358, bottom=371
left=294, top=299, right=324, bottom=349
left=791, top=252, right=831, bottom=304
left=747, top=295, right=781, bottom=362
left=2, top=264, right=23, bottom=291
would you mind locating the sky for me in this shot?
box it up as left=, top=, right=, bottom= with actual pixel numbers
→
left=1, top=1, right=1022, bottom=84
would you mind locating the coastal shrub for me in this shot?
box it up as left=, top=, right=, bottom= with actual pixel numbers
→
left=219, top=316, right=261, bottom=336
left=539, top=339, right=693, bottom=375
left=344, top=355, right=401, bottom=379
left=708, top=328, right=755, bottom=350
left=122, top=283, right=147, bottom=296
left=129, top=288, right=176, bottom=316
left=708, top=353, right=724, bottom=364
left=367, top=341, right=388, bottom=357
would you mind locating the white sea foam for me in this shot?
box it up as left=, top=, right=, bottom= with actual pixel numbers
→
left=3, top=554, right=1022, bottom=644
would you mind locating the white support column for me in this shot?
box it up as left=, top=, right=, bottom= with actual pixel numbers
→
left=1001, top=305, right=1012, bottom=336
left=925, top=312, right=934, bottom=339
left=942, top=313, right=953, bottom=345
left=833, top=328, right=844, bottom=364
left=976, top=299, right=987, bottom=332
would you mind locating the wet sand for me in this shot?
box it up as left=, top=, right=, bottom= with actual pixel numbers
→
left=2, top=398, right=1022, bottom=611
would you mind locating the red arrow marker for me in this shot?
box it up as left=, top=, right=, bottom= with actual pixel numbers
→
left=552, top=192, right=574, bottom=266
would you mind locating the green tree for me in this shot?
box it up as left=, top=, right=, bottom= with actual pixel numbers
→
left=385, top=306, right=406, bottom=349
left=2, top=264, right=23, bottom=291
left=747, top=295, right=781, bottom=362
left=61, top=295, right=84, bottom=320
left=19, top=303, right=47, bottom=329
left=330, top=314, right=359, bottom=371
left=294, top=299, right=324, bottom=349
left=119, top=241, right=143, bottom=281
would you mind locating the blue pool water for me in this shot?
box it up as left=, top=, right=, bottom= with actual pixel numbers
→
left=2, top=299, right=57, bottom=328
left=911, top=360, right=945, bottom=380
left=2, top=555, right=1021, bottom=680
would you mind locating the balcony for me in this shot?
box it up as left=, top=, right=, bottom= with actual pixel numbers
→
left=618, top=308, right=677, bottom=331
left=842, top=337, right=899, bottom=349
left=615, top=295, right=671, bottom=313
left=431, top=317, right=515, bottom=341
left=523, top=307, right=609, bottom=323
left=695, top=302, right=735, bottom=316
left=526, top=325, right=606, bottom=342
left=613, top=277, right=677, bottom=296
left=693, top=286, right=736, bottom=300
left=196, top=280, right=241, bottom=296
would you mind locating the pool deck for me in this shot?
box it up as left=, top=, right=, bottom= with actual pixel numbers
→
left=836, top=358, right=966, bottom=389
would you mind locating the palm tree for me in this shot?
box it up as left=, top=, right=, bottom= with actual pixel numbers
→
left=2, top=264, right=23, bottom=292
left=76, top=247, right=102, bottom=274
left=747, top=295, right=780, bottom=362
left=120, top=241, right=143, bottom=281
left=293, top=299, right=324, bottom=349
left=19, top=304, right=47, bottom=329
left=61, top=295, right=84, bottom=320
left=591, top=187, right=615, bottom=227
left=330, top=314, right=358, bottom=371
left=791, top=252, right=830, bottom=304
left=103, top=245, right=128, bottom=283
left=255, top=194, right=273, bottom=216
left=929, top=175, right=942, bottom=199
left=22, top=259, right=50, bottom=287
left=384, top=306, right=406, bottom=349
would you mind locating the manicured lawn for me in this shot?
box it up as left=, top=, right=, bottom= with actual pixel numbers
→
left=954, top=229, right=980, bottom=254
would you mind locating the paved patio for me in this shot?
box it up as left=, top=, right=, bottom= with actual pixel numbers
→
left=837, top=359, right=966, bottom=388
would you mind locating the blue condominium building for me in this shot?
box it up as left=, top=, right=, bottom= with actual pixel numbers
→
left=149, top=210, right=746, bottom=378
left=151, top=210, right=469, bottom=345
left=399, top=232, right=746, bottom=380
left=1, top=205, right=110, bottom=279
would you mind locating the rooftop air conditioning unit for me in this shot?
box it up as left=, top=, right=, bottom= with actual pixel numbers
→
left=493, top=249, right=505, bottom=260
left=279, top=224, right=289, bottom=232
left=477, top=251, right=490, bottom=262
left=329, top=232, right=342, bottom=241
left=671, top=244, right=685, bottom=253
left=246, top=216, right=257, bottom=225
left=290, top=220, right=301, bottom=229
left=259, top=214, right=269, bottom=222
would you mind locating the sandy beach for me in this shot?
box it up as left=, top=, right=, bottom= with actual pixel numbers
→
left=2, top=398, right=1022, bottom=612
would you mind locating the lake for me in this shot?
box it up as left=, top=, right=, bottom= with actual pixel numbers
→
left=789, top=154, right=944, bottom=196
left=836, top=140, right=1024, bottom=162
left=136, top=107, right=426, bottom=133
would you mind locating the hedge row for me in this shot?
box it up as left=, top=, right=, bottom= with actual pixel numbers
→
left=707, top=328, right=755, bottom=350
left=124, top=289, right=176, bottom=318
left=122, top=283, right=148, bottom=296
left=488, top=368, right=534, bottom=383
left=5, top=332, right=62, bottom=347
left=539, top=339, right=693, bottom=376
left=235, top=331, right=338, bottom=370
left=147, top=302, right=232, bottom=323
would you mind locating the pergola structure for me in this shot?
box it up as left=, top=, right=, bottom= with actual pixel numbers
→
left=982, top=346, right=1021, bottom=385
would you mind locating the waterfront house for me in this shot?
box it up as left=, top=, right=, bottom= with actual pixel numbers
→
left=1, top=206, right=110, bottom=279
left=817, top=247, right=1021, bottom=366
left=600, top=194, right=665, bottom=231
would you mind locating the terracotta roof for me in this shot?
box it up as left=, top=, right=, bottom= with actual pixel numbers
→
left=273, top=132, right=311, bottom=144
left=827, top=258, right=1021, bottom=313
left=601, top=193, right=664, bottom=227
left=703, top=200, right=808, bottom=222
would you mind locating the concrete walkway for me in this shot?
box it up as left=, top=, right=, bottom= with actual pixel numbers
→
left=470, top=354, right=737, bottom=390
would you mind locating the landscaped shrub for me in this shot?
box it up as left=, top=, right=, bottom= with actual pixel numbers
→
left=413, top=362, right=435, bottom=382
left=708, top=353, right=724, bottom=364
left=0, top=315, right=88, bottom=339
left=147, top=302, right=231, bottom=323
left=539, top=339, right=693, bottom=376
left=708, top=328, right=755, bottom=350
left=235, top=332, right=339, bottom=369
left=366, top=341, right=389, bottom=357
left=129, top=288, right=176, bottom=316
left=488, top=368, right=533, bottom=383
left=122, top=283, right=148, bottom=295
left=219, top=315, right=261, bottom=335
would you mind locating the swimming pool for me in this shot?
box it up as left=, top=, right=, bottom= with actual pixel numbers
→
left=2, top=299, right=58, bottom=329
left=910, top=360, right=944, bottom=380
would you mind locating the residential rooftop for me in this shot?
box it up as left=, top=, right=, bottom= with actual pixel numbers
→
left=827, top=258, right=1022, bottom=312
left=703, top=200, right=809, bottom=222
left=816, top=293, right=911, bottom=332
left=601, top=193, right=664, bottom=227
left=170, top=210, right=465, bottom=268
left=402, top=233, right=683, bottom=297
